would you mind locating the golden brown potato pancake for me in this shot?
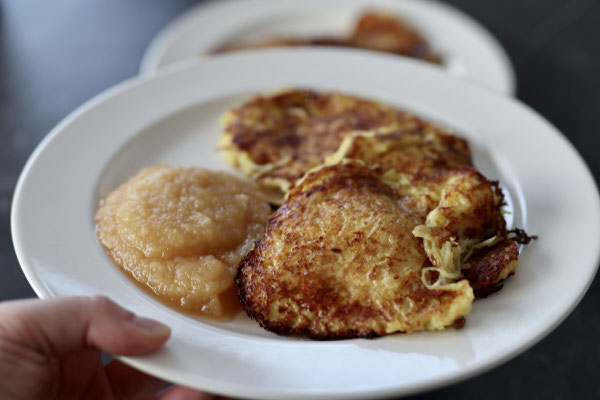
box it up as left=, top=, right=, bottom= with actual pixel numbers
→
left=213, top=12, right=439, bottom=62
left=220, top=89, right=427, bottom=201
left=236, top=161, right=474, bottom=339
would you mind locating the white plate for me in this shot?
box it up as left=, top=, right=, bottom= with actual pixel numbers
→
left=140, top=0, right=516, bottom=95
left=12, top=49, right=599, bottom=399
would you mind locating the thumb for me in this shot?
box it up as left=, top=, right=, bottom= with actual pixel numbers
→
left=0, top=296, right=170, bottom=357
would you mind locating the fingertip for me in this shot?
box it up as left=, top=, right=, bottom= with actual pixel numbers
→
left=123, top=316, right=171, bottom=353
left=85, top=299, right=171, bottom=356
left=130, top=316, right=171, bottom=338
left=98, top=317, right=171, bottom=356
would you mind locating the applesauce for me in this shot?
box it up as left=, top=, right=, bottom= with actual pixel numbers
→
left=95, top=164, right=271, bottom=319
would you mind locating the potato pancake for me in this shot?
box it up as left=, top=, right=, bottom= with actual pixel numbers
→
left=220, top=89, right=425, bottom=201
left=237, top=161, right=475, bottom=339
left=213, top=12, right=439, bottom=62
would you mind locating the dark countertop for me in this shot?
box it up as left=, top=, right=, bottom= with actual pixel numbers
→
left=1, top=0, right=598, bottom=398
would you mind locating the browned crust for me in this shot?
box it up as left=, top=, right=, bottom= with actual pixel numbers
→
left=509, top=228, right=538, bottom=244
left=236, top=245, right=384, bottom=340
left=462, top=240, right=519, bottom=297
left=453, top=317, right=466, bottom=329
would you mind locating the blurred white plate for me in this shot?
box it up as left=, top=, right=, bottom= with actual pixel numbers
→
left=12, top=49, right=599, bottom=399
left=140, top=0, right=516, bottom=95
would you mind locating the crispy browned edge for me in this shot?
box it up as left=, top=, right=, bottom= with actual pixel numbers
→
left=235, top=244, right=386, bottom=341
left=464, top=240, right=518, bottom=298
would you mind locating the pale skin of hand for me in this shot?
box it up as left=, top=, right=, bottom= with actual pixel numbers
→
left=0, top=296, right=228, bottom=400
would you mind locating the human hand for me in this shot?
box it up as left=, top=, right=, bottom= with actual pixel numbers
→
left=0, top=296, right=225, bottom=400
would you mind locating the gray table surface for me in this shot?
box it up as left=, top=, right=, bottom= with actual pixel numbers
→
left=1, top=0, right=599, bottom=398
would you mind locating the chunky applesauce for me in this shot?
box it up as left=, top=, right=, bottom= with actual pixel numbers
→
left=95, top=164, right=271, bottom=318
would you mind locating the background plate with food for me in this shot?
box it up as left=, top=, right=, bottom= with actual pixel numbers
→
left=139, top=0, right=516, bottom=95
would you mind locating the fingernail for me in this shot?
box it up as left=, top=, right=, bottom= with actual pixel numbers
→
left=131, top=316, right=171, bottom=335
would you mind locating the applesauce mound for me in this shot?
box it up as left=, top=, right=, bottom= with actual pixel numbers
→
left=95, top=164, right=271, bottom=318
